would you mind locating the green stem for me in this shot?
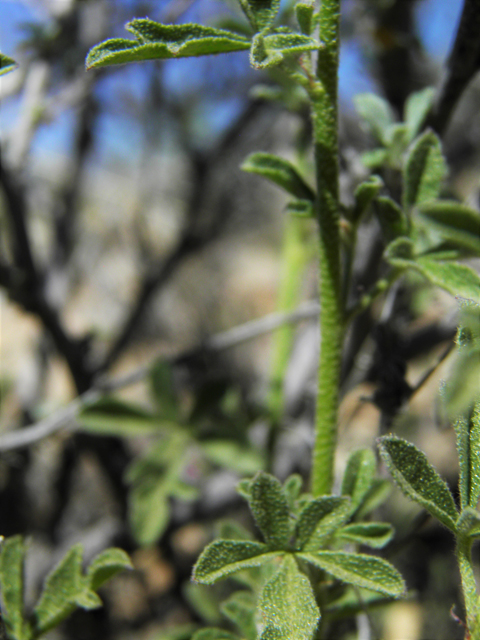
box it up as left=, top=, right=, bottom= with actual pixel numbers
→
left=310, top=0, right=343, bottom=496
left=457, top=536, right=479, bottom=637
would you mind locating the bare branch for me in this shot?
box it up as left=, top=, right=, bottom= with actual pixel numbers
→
left=0, top=300, right=320, bottom=452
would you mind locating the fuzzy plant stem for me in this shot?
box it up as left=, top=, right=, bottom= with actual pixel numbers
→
left=310, top=0, right=343, bottom=496
left=457, top=536, right=480, bottom=638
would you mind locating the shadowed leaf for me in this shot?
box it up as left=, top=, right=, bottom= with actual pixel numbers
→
left=336, top=522, right=394, bottom=549
left=0, top=536, right=28, bottom=640
left=417, top=201, right=480, bottom=257
left=242, top=152, right=315, bottom=200
left=403, top=130, right=446, bottom=209
left=296, top=496, right=351, bottom=551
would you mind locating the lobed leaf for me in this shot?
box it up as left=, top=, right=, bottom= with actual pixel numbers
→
left=295, top=496, right=351, bottom=551
left=87, top=548, right=132, bottom=591
left=335, top=522, right=394, bottom=549
left=403, top=130, right=446, bottom=210
left=259, top=554, right=319, bottom=640
left=341, top=448, right=376, bottom=512
left=416, top=201, right=480, bottom=257
left=221, top=591, right=257, bottom=640
left=250, top=31, right=318, bottom=69
left=378, top=436, right=458, bottom=531
left=0, top=52, right=18, bottom=76
left=354, top=93, right=394, bottom=144
left=248, top=472, right=291, bottom=549
left=0, top=536, right=28, bottom=640
left=242, top=152, right=314, bottom=201
left=298, top=551, right=405, bottom=597
left=404, top=87, right=436, bottom=142
left=86, top=20, right=250, bottom=70
left=193, top=540, right=278, bottom=584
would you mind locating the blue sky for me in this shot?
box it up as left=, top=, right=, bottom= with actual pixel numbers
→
left=0, top=0, right=464, bottom=160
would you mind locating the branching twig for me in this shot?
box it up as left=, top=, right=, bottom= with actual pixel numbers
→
left=0, top=300, right=320, bottom=452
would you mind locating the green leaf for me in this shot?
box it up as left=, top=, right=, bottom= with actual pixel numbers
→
left=86, top=20, right=250, bottom=69
left=152, top=623, right=198, bottom=640
left=336, top=523, right=394, bottom=548
left=416, top=201, right=480, bottom=257
left=295, top=1, right=315, bottom=35
left=323, top=586, right=399, bottom=620
left=192, top=630, right=240, bottom=640
left=361, top=149, right=389, bottom=169
left=404, top=87, right=435, bottom=142
left=0, top=536, right=28, bottom=640
left=455, top=404, right=480, bottom=511
left=295, top=496, right=351, bottom=551
left=285, top=199, right=314, bottom=218
left=456, top=507, right=480, bottom=540
left=355, top=479, right=392, bottom=519
left=33, top=545, right=87, bottom=635
left=221, top=591, right=257, bottom=640
left=354, top=93, right=394, bottom=144
left=193, top=540, right=278, bottom=584
left=341, top=449, right=376, bottom=512
left=78, top=397, right=159, bottom=436
left=74, top=590, right=102, bottom=609
left=87, top=548, right=132, bottom=591
left=259, top=554, right=319, bottom=640
left=403, top=130, right=446, bottom=209
left=378, top=436, right=458, bottom=531
left=202, top=440, right=264, bottom=475
left=469, top=404, right=480, bottom=509
left=217, top=519, right=253, bottom=541
left=242, top=152, right=315, bottom=201
left=0, top=52, right=18, bottom=76
left=149, top=360, right=179, bottom=419
left=298, top=551, right=405, bottom=597
left=283, top=474, right=303, bottom=511
left=385, top=239, right=480, bottom=305
left=248, top=472, right=291, bottom=549
left=374, top=196, right=409, bottom=242
left=352, top=176, right=383, bottom=223
left=250, top=31, right=318, bottom=69
left=238, top=0, right=280, bottom=31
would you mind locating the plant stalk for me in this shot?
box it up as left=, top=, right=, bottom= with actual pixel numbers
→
left=457, top=536, right=480, bottom=638
left=311, top=0, right=343, bottom=496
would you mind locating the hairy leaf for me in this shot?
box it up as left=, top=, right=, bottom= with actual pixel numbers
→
left=341, top=448, right=376, bottom=512
left=404, top=87, right=436, bottom=142
left=355, top=479, right=392, bottom=519
left=250, top=31, right=318, bottom=69
left=403, top=130, right=446, bottom=209
left=456, top=404, right=480, bottom=510
left=295, top=496, right=351, bottom=551
left=221, top=591, right=257, bottom=640
left=299, top=551, right=405, bottom=597
left=456, top=507, right=480, bottom=539
left=259, top=554, right=319, bottom=640
left=374, top=196, right=409, bottom=242
left=283, top=474, right=303, bottom=510
left=295, top=1, right=315, bottom=35
left=417, top=201, right=480, bottom=257
left=86, top=20, right=250, bottom=69
left=378, top=436, right=458, bottom=531
left=33, top=545, right=92, bottom=635
left=336, top=522, right=394, bottom=548
left=87, top=548, right=132, bottom=591
left=193, top=540, right=278, bottom=584
left=248, top=472, right=291, bottom=549
left=0, top=52, right=17, bottom=76
left=352, top=176, right=383, bottom=223
left=238, top=0, right=280, bottom=31
left=0, top=536, right=28, bottom=640
left=354, top=93, right=394, bottom=143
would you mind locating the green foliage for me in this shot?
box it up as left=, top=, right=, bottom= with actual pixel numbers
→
left=0, top=52, right=17, bottom=76
left=0, top=537, right=131, bottom=640
left=237, top=0, right=280, bottom=32
left=249, top=30, right=318, bottom=69
left=86, top=20, right=251, bottom=69
left=241, top=152, right=315, bottom=201
left=416, top=201, right=480, bottom=257
left=402, top=130, right=447, bottom=210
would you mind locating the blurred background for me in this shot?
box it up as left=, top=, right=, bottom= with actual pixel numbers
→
left=1, top=0, right=480, bottom=638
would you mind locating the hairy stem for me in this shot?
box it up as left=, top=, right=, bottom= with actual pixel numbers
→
left=310, top=0, right=343, bottom=496
left=457, top=536, right=479, bottom=637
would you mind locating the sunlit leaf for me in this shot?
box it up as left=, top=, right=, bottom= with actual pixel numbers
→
left=248, top=472, right=291, bottom=549
left=193, top=540, right=278, bottom=584
left=378, top=436, right=458, bottom=531
left=259, top=554, right=319, bottom=640
left=250, top=30, right=318, bottom=69
left=238, top=0, right=281, bottom=31
left=0, top=52, right=17, bottom=76
left=403, top=130, right=446, bottom=209
left=295, top=1, right=315, bottom=35
left=86, top=20, right=250, bottom=69
left=299, top=551, right=405, bottom=597
left=404, top=87, right=435, bottom=142
left=0, top=536, right=29, bottom=640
